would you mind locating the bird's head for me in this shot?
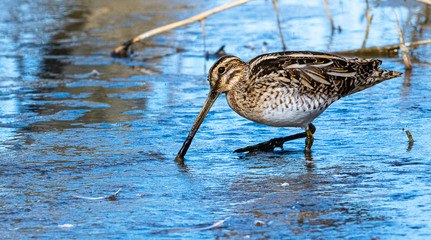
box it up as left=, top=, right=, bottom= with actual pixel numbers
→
left=175, top=55, right=246, bottom=162
left=208, top=55, right=246, bottom=93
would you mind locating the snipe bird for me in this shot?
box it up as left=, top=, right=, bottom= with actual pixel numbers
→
left=175, top=51, right=402, bottom=161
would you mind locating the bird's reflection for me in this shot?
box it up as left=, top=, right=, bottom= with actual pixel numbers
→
left=304, top=151, right=315, bottom=170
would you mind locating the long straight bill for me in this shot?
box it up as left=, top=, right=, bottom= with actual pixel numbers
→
left=175, top=90, right=220, bottom=162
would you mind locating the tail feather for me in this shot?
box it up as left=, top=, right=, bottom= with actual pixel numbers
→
left=348, top=68, right=403, bottom=95
left=342, top=56, right=402, bottom=96
left=376, top=68, right=403, bottom=80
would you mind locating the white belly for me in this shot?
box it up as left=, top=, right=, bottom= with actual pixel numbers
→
left=227, top=87, right=335, bottom=129
left=261, top=105, right=326, bottom=128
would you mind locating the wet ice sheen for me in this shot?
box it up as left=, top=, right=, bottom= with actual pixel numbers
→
left=0, top=0, right=431, bottom=239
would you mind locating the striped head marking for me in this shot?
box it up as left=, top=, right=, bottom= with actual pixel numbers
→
left=208, top=55, right=246, bottom=93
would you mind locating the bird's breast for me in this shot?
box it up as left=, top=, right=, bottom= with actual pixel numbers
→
left=226, top=86, right=334, bottom=128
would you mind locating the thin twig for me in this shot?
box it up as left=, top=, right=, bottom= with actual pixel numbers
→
left=417, top=0, right=431, bottom=5
left=405, top=130, right=414, bottom=151
left=201, top=18, right=206, bottom=51
left=405, top=131, right=414, bottom=143
left=73, top=188, right=122, bottom=200
left=111, top=0, right=253, bottom=58
left=323, top=0, right=336, bottom=31
left=272, top=0, right=286, bottom=51
left=201, top=18, right=207, bottom=73
left=396, top=14, right=412, bottom=69
left=362, top=0, right=373, bottom=48
left=335, top=39, right=431, bottom=57
left=153, top=217, right=230, bottom=234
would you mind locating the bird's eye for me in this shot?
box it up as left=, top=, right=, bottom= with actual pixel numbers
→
left=218, top=67, right=225, bottom=74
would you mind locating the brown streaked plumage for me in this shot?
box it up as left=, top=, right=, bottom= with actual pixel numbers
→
left=175, top=51, right=402, bottom=161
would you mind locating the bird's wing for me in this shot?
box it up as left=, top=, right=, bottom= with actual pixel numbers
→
left=248, top=51, right=380, bottom=96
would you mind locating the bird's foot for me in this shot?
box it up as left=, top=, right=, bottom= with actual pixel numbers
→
left=234, top=123, right=316, bottom=154
left=234, top=137, right=287, bottom=153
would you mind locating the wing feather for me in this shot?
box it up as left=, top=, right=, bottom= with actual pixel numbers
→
left=248, top=51, right=380, bottom=96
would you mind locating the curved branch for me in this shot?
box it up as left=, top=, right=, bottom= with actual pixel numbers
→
left=111, top=0, right=253, bottom=58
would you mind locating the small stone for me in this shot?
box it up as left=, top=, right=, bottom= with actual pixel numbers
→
left=254, top=220, right=265, bottom=226
left=90, top=69, right=101, bottom=76
left=58, top=224, right=74, bottom=229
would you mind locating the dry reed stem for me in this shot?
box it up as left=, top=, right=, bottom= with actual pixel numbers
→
left=272, top=0, right=286, bottom=51
left=201, top=19, right=206, bottom=40
left=154, top=217, right=231, bottom=234
left=406, top=130, right=414, bottom=143
left=362, top=0, right=373, bottom=48
left=396, top=15, right=412, bottom=70
left=417, top=0, right=431, bottom=5
left=201, top=19, right=206, bottom=49
left=335, top=39, right=431, bottom=56
left=73, top=188, right=122, bottom=200
left=323, top=0, right=336, bottom=31
left=111, top=0, right=253, bottom=58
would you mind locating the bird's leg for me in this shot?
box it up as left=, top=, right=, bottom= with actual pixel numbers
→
left=234, top=123, right=316, bottom=153
left=304, top=125, right=314, bottom=153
